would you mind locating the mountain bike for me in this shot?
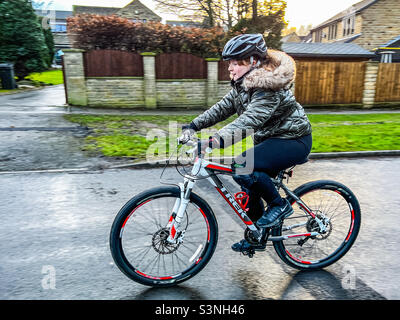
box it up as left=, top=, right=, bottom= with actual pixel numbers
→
left=109, top=137, right=361, bottom=287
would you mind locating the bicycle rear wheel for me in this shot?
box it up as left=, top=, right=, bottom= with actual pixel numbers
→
left=273, top=180, right=361, bottom=270
left=110, top=186, right=218, bottom=287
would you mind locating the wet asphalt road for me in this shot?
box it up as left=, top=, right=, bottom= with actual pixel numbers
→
left=0, top=86, right=135, bottom=171
left=0, top=158, right=399, bottom=300
left=1, top=86, right=400, bottom=300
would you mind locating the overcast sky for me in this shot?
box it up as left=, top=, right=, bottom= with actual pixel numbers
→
left=38, top=0, right=362, bottom=28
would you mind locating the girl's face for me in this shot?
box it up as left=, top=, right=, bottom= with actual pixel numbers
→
left=228, top=60, right=252, bottom=81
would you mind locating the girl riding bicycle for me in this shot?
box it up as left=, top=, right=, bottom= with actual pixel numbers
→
left=182, top=34, right=312, bottom=252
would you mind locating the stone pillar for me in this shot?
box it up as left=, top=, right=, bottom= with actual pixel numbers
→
left=362, top=61, right=379, bottom=109
left=141, top=52, right=157, bottom=108
left=206, top=58, right=220, bottom=107
left=62, top=49, right=87, bottom=106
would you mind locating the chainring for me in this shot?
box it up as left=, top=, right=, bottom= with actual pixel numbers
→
left=244, top=227, right=262, bottom=245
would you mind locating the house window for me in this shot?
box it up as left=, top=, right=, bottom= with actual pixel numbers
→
left=131, top=19, right=147, bottom=23
left=342, top=15, right=355, bottom=37
left=51, top=24, right=67, bottom=32
left=328, top=23, right=337, bottom=40
left=315, top=29, right=322, bottom=42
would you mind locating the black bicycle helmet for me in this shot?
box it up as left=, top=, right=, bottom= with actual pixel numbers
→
left=222, top=33, right=267, bottom=61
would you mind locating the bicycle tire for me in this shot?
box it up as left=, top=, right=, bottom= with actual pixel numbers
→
left=110, top=186, right=218, bottom=287
left=272, top=180, right=361, bottom=270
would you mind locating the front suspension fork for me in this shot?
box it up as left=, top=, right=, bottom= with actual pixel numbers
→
left=166, top=179, right=194, bottom=243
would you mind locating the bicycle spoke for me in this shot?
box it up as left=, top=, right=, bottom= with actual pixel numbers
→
left=131, top=245, right=154, bottom=270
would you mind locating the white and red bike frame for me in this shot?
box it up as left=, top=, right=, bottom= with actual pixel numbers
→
left=165, top=140, right=326, bottom=245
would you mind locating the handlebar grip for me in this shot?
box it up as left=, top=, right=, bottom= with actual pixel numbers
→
left=208, top=136, right=213, bottom=149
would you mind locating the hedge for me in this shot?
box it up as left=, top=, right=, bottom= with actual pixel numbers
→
left=67, top=14, right=228, bottom=58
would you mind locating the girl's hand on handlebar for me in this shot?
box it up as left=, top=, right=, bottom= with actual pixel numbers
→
left=179, top=123, right=197, bottom=145
left=198, top=137, right=220, bottom=154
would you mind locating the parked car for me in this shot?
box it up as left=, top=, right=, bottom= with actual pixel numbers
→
left=54, top=50, right=64, bottom=65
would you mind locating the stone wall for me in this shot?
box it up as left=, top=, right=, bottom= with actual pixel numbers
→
left=362, top=61, right=380, bottom=108
left=156, top=80, right=206, bottom=107
left=63, top=49, right=87, bottom=106
left=86, top=77, right=144, bottom=107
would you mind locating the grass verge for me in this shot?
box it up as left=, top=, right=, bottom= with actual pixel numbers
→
left=1, top=70, right=64, bottom=94
left=64, top=113, right=400, bottom=161
left=25, top=69, right=64, bottom=85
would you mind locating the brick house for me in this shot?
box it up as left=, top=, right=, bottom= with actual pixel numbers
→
left=73, top=0, right=162, bottom=23
left=310, top=0, right=400, bottom=52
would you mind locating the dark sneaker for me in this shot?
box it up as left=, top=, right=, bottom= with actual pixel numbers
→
left=256, top=199, right=293, bottom=228
left=231, top=239, right=266, bottom=253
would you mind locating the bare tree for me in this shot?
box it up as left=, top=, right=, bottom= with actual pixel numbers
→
left=154, top=0, right=242, bottom=28
left=154, top=0, right=287, bottom=30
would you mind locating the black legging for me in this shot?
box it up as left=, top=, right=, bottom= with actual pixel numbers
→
left=232, top=134, right=312, bottom=221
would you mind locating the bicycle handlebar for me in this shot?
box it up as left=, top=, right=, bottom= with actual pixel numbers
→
left=177, top=134, right=212, bottom=159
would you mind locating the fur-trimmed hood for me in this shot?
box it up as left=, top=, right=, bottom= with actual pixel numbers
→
left=243, top=50, right=296, bottom=91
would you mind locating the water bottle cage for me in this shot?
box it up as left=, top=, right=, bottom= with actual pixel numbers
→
left=234, top=192, right=250, bottom=212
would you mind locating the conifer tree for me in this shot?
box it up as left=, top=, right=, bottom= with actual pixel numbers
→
left=0, top=0, right=50, bottom=79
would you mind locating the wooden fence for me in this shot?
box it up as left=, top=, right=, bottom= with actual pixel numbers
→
left=375, top=63, right=400, bottom=102
left=84, top=50, right=143, bottom=77
left=295, top=61, right=366, bottom=105
left=155, top=53, right=207, bottom=79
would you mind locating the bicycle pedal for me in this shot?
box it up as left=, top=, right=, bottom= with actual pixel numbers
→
left=240, top=247, right=256, bottom=258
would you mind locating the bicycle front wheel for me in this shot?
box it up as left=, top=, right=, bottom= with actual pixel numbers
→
left=110, top=186, right=218, bottom=287
left=273, top=180, right=361, bottom=270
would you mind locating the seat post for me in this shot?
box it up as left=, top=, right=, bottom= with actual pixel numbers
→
left=273, top=170, right=286, bottom=191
